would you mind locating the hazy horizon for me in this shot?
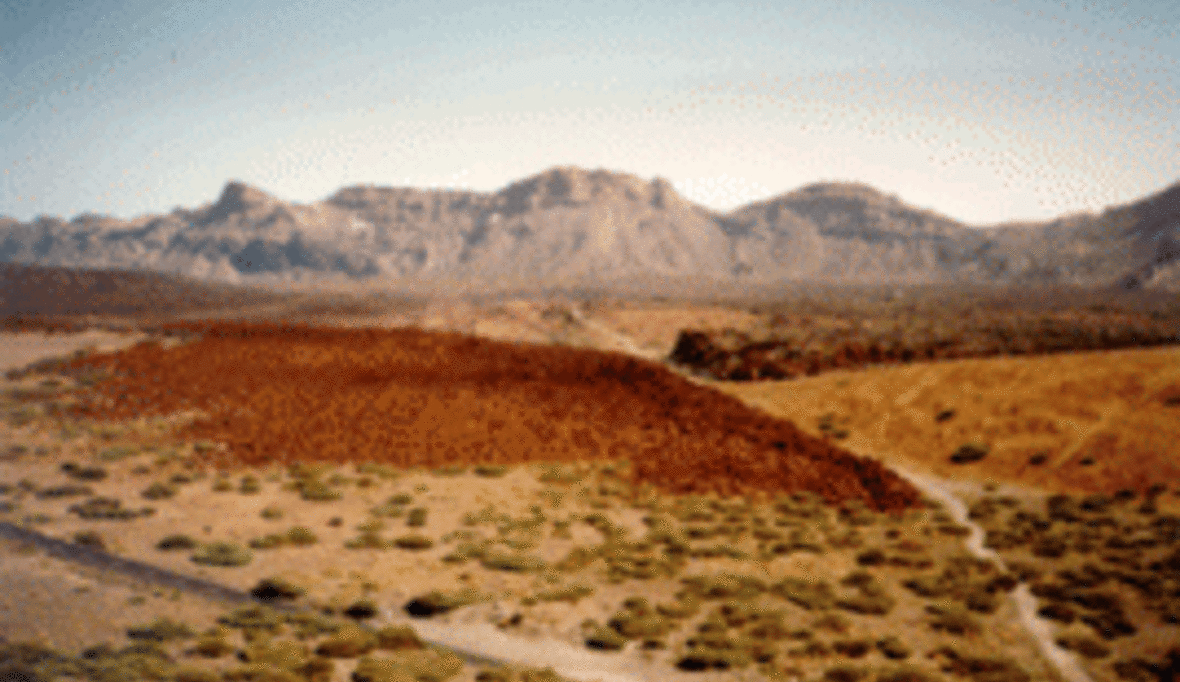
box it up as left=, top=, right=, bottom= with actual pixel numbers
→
left=2, top=0, right=1177, bottom=227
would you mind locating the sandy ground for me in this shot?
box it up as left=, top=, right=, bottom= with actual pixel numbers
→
left=1, top=315, right=1178, bottom=682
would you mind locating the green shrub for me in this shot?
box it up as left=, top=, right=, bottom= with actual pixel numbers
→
left=250, top=533, right=287, bottom=550
left=925, top=602, right=981, bottom=635
left=812, top=613, right=852, bottom=634
left=141, top=482, right=177, bottom=500
left=353, top=649, right=463, bottom=682
left=682, top=573, right=767, bottom=600
left=346, top=533, right=389, bottom=550
left=481, top=549, right=546, bottom=572
left=407, top=507, right=428, bottom=527
left=392, top=534, right=434, bottom=550
left=403, top=588, right=487, bottom=617
left=876, top=636, right=911, bottom=659
left=35, top=484, right=95, bottom=500
left=191, top=542, right=253, bottom=567
left=62, top=462, right=108, bottom=480
left=344, top=599, right=380, bottom=620
left=583, top=624, right=627, bottom=651
left=474, top=464, right=508, bottom=478
left=299, top=480, right=342, bottom=501
left=217, top=605, right=285, bottom=631
left=250, top=577, right=306, bottom=602
left=70, top=496, right=153, bottom=520
left=261, top=506, right=284, bottom=520
left=357, top=519, right=386, bottom=533
left=239, top=475, right=262, bottom=495
left=212, top=477, right=233, bottom=492
left=772, top=577, right=835, bottom=610
left=1055, top=633, right=1111, bottom=658
left=72, top=530, right=105, bottom=550
left=157, top=534, right=198, bottom=551
left=832, top=640, right=873, bottom=658
left=949, top=441, right=989, bottom=464
left=315, top=623, right=378, bottom=657
left=286, top=526, right=318, bottom=546
left=376, top=625, right=424, bottom=650
left=534, top=584, right=595, bottom=604
left=126, top=617, right=196, bottom=641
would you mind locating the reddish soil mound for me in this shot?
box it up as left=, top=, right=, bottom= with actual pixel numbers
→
left=56, top=320, right=924, bottom=513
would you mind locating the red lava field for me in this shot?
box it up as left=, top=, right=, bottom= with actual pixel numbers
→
left=52, top=320, right=924, bottom=513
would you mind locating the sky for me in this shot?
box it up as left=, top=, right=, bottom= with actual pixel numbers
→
left=1, top=0, right=1177, bottom=227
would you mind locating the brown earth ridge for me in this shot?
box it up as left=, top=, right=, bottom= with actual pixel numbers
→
left=39, top=320, right=924, bottom=514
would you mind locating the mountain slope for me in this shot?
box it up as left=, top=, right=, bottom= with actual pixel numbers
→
left=1, top=166, right=1177, bottom=293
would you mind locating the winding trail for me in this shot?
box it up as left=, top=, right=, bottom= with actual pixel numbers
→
left=578, top=310, right=1097, bottom=682
left=882, top=466, right=1095, bottom=682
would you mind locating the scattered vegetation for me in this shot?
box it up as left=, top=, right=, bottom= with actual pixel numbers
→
left=190, top=541, right=253, bottom=567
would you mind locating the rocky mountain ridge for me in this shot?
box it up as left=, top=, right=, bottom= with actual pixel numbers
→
left=2, top=165, right=1178, bottom=293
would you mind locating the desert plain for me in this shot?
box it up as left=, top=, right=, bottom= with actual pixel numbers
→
left=0, top=290, right=1178, bottom=682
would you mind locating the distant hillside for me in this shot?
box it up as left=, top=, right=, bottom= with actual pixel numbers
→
left=1, top=166, right=1177, bottom=294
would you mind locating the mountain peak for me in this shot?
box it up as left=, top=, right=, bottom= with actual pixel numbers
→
left=215, top=180, right=279, bottom=211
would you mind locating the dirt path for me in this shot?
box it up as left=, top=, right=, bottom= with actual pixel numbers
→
left=884, top=466, right=1094, bottom=682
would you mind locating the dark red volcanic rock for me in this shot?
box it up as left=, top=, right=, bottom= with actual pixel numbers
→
left=57, top=320, right=926, bottom=514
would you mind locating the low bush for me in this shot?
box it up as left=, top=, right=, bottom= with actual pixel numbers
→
left=832, top=640, right=873, bottom=658
left=407, top=507, right=428, bottom=527
left=344, top=599, right=380, bottom=620
left=474, top=464, right=508, bottom=478
left=1055, top=633, right=1111, bottom=658
left=583, top=624, right=627, bottom=651
left=70, top=496, right=154, bottom=520
left=287, top=526, right=318, bottom=546
left=72, top=530, right=105, bottom=550
left=35, top=484, right=93, bottom=499
left=773, top=577, right=835, bottom=610
left=812, top=612, right=852, bottom=634
left=157, top=534, right=198, bottom=551
left=925, top=602, right=981, bottom=635
left=393, top=534, right=435, bottom=550
left=346, top=532, right=389, bottom=550
left=299, top=479, right=342, bottom=502
left=141, top=482, right=177, bottom=500
left=315, top=623, right=378, bottom=657
left=189, top=633, right=235, bottom=658
left=61, top=462, right=107, bottom=480
left=949, top=442, right=989, bottom=464
left=353, top=649, right=464, bottom=682
left=127, top=617, right=196, bottom=642
left=876, top=636, right=911, bottom=659
left=191, top=542, right=252, bottom=567
left=481, top=549, right=546, bottom=572
left=403, top=588, right=487, bottom=617
left=376, top=625, right=424, bottom=650
left=534, top=584, right=595, bottom=604
left=250, top=577, right=306, bottom=602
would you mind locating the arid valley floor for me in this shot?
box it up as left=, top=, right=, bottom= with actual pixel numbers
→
left=1, top=293, right=1179, bottom=682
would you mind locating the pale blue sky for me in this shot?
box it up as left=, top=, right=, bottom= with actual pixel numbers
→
left=2, top=0, right=1177, bottom=225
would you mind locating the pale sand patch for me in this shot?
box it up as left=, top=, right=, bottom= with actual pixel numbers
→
left=0, top=329, right=156, bottom=375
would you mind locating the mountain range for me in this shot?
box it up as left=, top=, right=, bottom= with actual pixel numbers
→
left=2, top=165, right=1178, bottom=294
